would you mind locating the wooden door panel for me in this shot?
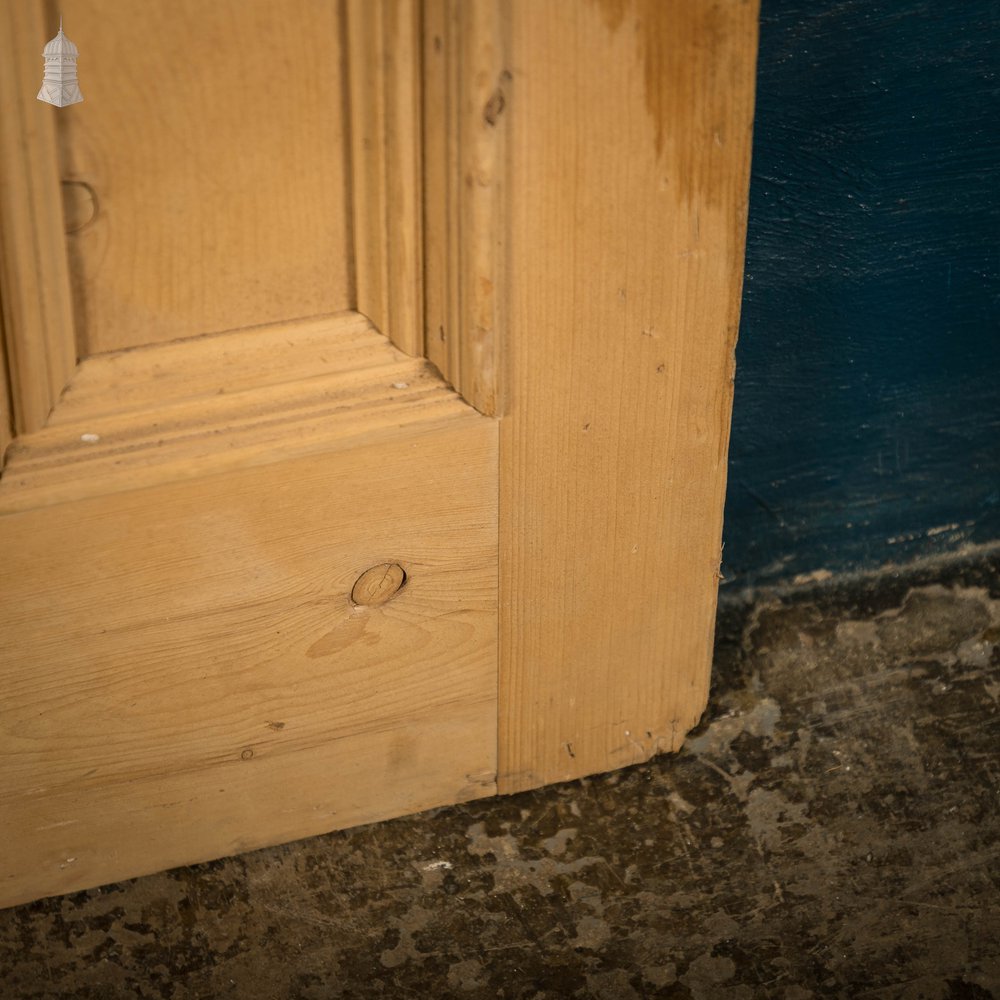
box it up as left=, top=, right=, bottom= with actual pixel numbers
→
left=0, top=0, right=758, bottom=908
left=0, top=315, right=498, bottom=907
left=56, top=0, right=354, bottom=354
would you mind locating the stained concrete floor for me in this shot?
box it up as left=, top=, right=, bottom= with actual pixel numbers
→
left=2, top=554, right=999, bottom=999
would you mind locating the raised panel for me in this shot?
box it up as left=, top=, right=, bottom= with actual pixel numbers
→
left=55, top=0, right=354, bottom=354
left=0, top=314, right=499, bottom=908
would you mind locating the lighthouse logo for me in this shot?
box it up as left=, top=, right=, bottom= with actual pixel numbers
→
left=37, top=18, right=83, bottom=108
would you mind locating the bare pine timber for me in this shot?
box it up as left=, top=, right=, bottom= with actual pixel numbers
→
left=422, top=0, right=505, bottom=416
left=498, top=0, right=759, bottom=791
left=0, top=1, right=77, bottom=435
left=0, top=313, right=498, bottom=909
left=0, top=332, right=12, bottom=468
left=53, top=0, right=353, bottom=354
left=345, top=0, right=424, bottom=357
left=0, top=0, right=758, bottom=908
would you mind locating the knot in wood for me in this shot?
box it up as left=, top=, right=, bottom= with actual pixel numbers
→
left=351, top=563, right=407, bottom=607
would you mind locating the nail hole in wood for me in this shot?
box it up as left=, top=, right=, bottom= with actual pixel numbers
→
left=351, top=563, right=407, bottom=607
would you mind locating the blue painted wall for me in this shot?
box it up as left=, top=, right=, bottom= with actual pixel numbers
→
left=722, top=0, right=1000, bottom=588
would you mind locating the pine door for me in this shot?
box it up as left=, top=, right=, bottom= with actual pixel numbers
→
left=0, top=0, right=758, bottom=907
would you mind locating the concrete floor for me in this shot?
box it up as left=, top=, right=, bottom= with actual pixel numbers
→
left=2, top=554, right=998, bottom=999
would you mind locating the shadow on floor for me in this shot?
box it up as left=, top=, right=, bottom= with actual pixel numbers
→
left=2, top=556, right=999, bottom=999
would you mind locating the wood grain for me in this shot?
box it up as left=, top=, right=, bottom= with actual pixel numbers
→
left=422, top=0, right=506, bottom=416
left=0, top=1, right=77, bottom=433
left=0, top=329, right=11, bottom=468
left=0, top=1, right=759, bottom=906
left=54, top=0, right=353, bottom=354
left=498, top=0, right=759, bottom=792
left=0, top=312, right=476, bottom=513
left=346, top=0, right=424, bottom=356
left=0, top=312, right=498, bottom=908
